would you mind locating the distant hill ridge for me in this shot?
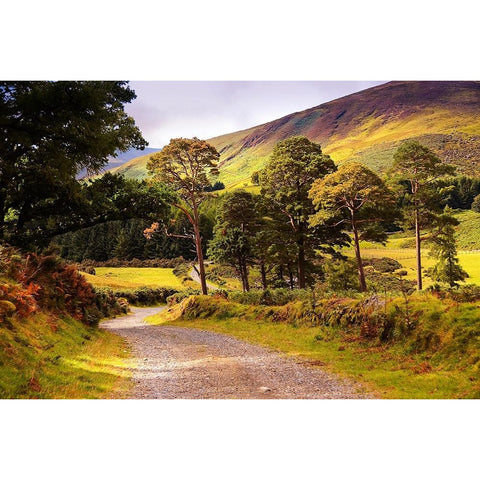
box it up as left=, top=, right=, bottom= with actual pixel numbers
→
left=109, top=81, right=480, bottom=186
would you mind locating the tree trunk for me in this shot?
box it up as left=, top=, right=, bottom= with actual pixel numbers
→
left=239, top=258, right=250, bottom=292
left=243, top=262, right=250, bottom=292
left=0, top=189, right=8, bottom=241
left=288, top=266, right=295, bottom=290
left=260, top=262, right=267, bottom=290
left=415, top=205, right=423, bottom=291
left=193, top=222, right=208, bottom=295
left=278, top=265, right=284, bottom=285
left=352, top=223, right=367, bottom=292
left=297, top=229, right=306, bottom=289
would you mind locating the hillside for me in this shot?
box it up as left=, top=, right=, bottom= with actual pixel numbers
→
left=109, top=81, right=480, bottom=187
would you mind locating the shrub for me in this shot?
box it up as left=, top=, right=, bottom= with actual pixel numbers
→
left=79, top=266, right=96, bottom=275
left=0, top=282, right=39, bottom=318
left=172, top=263, right=191, bottom=278
left=229, top=288, right=311, bottom=306
left=472, top=193, right=480, bottom=213
left=324, top=259, right=359, bottom=292
left=0, top=247, right=125, bottom=326
left=429, top=284, right=480, bottom=303
left=366, top=271, right=416, bottom=294
left=363, top=257, right=403, bottom=273
left=96, top=286, right=183, bottom=306
left=167, top=289, right=200, bottom=306
left=78, top=257, right=186, bottom=269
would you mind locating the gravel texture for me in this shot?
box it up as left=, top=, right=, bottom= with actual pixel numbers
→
left=101, top=306, right=369, bottom=399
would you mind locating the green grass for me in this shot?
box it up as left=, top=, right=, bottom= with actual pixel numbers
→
left=454, top=209, right=480, bottom=250
left=345, top=210, right=480, bottom=287
left=0, top=312, right=132, bottom=398
left=146, top=295, right=480, bottom=399
left=82, top=267, right=184, bottom=291
left=350, top=247, right=480, bottom=286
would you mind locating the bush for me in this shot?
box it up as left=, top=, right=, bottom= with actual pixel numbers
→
left=428, top=283, right=480, bottom=303
left=229, top=288, right=312, bottom=306
left=172, top=263, right=191, bottom=278
left=472, top=193, right=480, bottom=213
left=78, top=257, right=186, bottom=269
left=0, top=282, right=39, bottom=319
left=363, top=257, right=403, bottom=273
left=79, top=266, right=96, bottom=275
left=366, top=271, right=416, bottom=294
left=167, top=289, right=200, bottom=306
left=324, top=259, right=358, bottom=292
left=0, top=247, right=125, bottom=326
left=96, top=286, right=182, bottom=306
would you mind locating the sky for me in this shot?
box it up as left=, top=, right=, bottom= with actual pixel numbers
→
left=126, top=81, right=387, bottom=148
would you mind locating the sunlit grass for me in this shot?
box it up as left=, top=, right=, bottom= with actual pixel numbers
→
left=0, top=313, right=132, bottom=398
left=347, top=246, right=480, bottom=286
left=82, top=267, right=184, bottom=291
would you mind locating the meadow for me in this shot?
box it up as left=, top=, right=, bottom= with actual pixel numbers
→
left=82, top=267, right=184, bottom=291
left=354, top=247, right=480, bottom=286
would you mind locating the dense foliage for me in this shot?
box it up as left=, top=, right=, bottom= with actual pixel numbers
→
left=260, top=136, right=344, bottom=288
left=392, top=140, right=457, bottom=290
left=309, top=162, right=400, bottom=291
left=0, top=81, right=147, bottom=247
left=146, top=137, right=220, bottom=294
left=0, top=246, right=124, bottom=325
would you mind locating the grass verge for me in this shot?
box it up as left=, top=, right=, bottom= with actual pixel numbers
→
left=0, top=313, right=131, bottom=399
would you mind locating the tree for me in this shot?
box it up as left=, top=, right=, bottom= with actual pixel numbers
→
left=208, top=227, right=251, bottom=291
left=392, top=140, right=456, bottom=290
left=251, top=171, right=260, bottom=185
left=472, top=193, right=480, bottom=213
left=208, top=190, right=263, bottom=291
left=0, top=81, right=146, bottom=245
left=426, top=209, right=468, bottom=287
left=146, top=138, right=219, bottom=294
left=259, top=136, right=338, bottom=288
left=445, top=176, right=480, bottom=209
left=309, top=163, right=399, bottom=292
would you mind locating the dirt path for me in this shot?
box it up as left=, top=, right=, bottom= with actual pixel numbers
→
left=189, top=264, right=218, bottom=291
left=101, top=307, right=368, bottom=399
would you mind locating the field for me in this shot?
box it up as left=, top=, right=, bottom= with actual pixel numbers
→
left=346, top=210, right=480, bottom=287
left=354, top=247, right=480, bottom=286
left=82, top=267, right=184, bottom=291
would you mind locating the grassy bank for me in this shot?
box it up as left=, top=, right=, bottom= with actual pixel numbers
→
left=146, top=295, right=480, bottom=399
left=0, top=313, right=131, bottom=399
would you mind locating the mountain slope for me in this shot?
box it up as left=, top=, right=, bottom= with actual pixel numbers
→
left=111, top=81, right=480, bottom=186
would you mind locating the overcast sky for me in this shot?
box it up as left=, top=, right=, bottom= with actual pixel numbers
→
left=125, top=81, right=387, bottom=148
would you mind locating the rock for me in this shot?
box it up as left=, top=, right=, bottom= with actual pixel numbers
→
left=259, top=386, right=271, bottom=393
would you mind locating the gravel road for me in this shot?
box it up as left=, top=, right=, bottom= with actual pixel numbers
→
left=101, top=306, right=368, bottom=399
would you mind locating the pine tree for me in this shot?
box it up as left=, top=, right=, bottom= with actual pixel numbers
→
left=426, top=210, right=468, bottom=287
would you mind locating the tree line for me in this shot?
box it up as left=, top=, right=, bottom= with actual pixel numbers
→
left=143, top=136, right=469, bottom=294
left=0, top=81, right=474, bottom=294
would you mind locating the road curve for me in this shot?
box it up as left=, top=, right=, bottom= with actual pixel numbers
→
left=101, top=306, right=369, bottom=399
